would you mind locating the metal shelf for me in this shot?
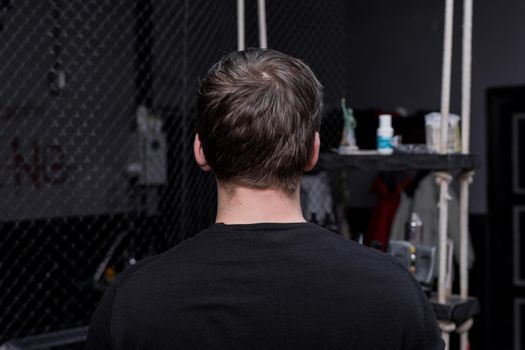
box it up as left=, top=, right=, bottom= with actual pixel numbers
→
left=430, top=294, right=480, bottom=324
left=320, top=153, right=479, bottom=172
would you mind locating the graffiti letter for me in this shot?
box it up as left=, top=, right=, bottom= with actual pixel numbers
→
left=11, top=137, right=40, bottom=187
left=43, top=144, right=67, bottom=184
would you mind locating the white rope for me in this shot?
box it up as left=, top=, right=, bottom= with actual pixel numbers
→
left=438, top=321, right=456, bottom=349
left=457, top=318, right=474, bottom=350
left=459, top=171, right=474, bottom=299
left=440, top=0, right=454, bottom=154
left=459, top=172, right=474, bottom=350
left=461, top=0, right=473, bottom=154
left=456, top=318, right=474, bottom=334
left=460, top=332, right=469, bottom=350
left=435, top=172, right=452, bottom=304
left=459, top=2, right=473, bottom=348
left=257, top=0, right=268, bottom=49
left=436, top=8, right=455, bottom=344
left=237, top=0, right=245, bottom=51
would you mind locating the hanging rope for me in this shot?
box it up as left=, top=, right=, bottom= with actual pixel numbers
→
left=457, top=318, right=474, bottom=334
left=435, top=171, right=453, bottom=304
left=438, top=320, right=456, bottom=349
left=459, top=170, right=474, bottom=299
left=457, top=318, right=474, bottom=350
left=439, top=0, right=454, bottom=154
left=461, top=0, right=473, bottom=154
left=459, top=1, right=474, bottom=348
left=435, top=172, right=453, bottom=194
left=437, top=10, right=455, bottom=345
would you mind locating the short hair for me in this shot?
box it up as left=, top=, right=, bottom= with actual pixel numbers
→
left=196, top=48, right=323, bottom=194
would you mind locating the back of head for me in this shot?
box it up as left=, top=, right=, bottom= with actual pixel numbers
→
left=197, top=49, right=323, bottom=195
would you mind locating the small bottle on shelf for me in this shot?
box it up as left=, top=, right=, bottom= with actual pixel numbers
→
left=377, top=114, right=394, bottom=155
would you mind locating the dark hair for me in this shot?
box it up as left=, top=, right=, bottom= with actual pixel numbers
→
left=196, top=48, right=323, bottom=194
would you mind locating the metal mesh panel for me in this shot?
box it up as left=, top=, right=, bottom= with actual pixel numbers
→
left=0, top=0, right=348, bottom=344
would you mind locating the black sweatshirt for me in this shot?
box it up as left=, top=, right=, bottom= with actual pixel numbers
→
left=86, top=222, right=444, bottom=350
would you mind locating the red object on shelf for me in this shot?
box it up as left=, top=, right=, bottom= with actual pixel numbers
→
left=365, top=175, right=411, bottom=250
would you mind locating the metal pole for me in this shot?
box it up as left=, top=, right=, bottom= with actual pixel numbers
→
left=257, top=0, right=268, bottom=49
left=237, top=0, right=245, bottom=51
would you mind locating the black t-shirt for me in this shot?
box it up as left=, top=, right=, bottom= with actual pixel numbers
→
left=86, top=222, right=444, bottom=349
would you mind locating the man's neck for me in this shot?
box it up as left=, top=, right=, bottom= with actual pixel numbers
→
left=215, top=182, right=306, bottom=224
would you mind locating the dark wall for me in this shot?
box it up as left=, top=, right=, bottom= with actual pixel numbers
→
left=0, top=0, right=350, bottom=342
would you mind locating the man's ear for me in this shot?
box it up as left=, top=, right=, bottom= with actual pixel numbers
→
left=304, top=131, right=320, bottom=172
left=194, top=134, right=212, bottom=171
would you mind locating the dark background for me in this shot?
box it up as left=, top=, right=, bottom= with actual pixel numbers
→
left=0, top=0, right=348, bottom=344
left=1, top=0, right=524, bottom=349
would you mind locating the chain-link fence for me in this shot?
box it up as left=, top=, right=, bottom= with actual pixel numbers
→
left=0, top=0, right=348, bottom=345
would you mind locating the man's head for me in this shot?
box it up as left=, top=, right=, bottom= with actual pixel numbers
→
left=195, top=49, right=323, bottom=195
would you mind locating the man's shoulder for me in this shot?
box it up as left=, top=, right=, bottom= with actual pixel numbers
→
left=106, top=229, right=219, bottom=295
left=112, top=223, right=419, bottom=301
left=106, top=254, right=161, bottom=292
left=308, top=226, right=427, bottom=300
left=303, top=225, right=414, bottom=274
